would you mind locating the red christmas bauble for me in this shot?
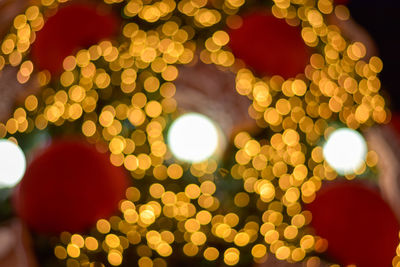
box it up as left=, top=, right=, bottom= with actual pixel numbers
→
left=13, top=139, right=129, bottom=234
left=306, top=181, right=399, bottom=267
left=334, top=0, right=349, bottom=5
left=228, top=11, right=311, bottom=79
left=31, top=3, right=119, bottom=75
left=389, top=113, right=400, bottom=136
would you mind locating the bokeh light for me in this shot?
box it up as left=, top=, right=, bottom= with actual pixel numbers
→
left=323, top=128, right=367, bottom=174
left=167, top=113, right=221, bottom=163
left=0, top=139, right=26, bottom=187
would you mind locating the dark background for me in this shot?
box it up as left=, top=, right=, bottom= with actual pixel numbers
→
left=348, top=0, right=400, bottom=111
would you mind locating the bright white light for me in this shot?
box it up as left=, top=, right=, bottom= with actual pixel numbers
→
left=0, top=139, right=26, bottom=188
left=167, top=113, right=220, bottom=163
left=323, top=128, right=367, bottom=175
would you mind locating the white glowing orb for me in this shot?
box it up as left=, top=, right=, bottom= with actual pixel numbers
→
left=167, top=113, right=220, bottom=163
left=323, top=128, right=367, bottom=175
left=0, top=139, right=26, bottom=187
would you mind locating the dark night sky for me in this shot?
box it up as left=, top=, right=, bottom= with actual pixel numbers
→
left=348, top=0, right=400, bottom=110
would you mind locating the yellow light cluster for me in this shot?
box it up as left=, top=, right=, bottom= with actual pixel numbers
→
left=0, top=0, right=390, bottom=266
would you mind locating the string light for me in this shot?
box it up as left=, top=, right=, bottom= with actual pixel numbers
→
left=167, top=113, right=221, bottom=163
left=323, top=128, right=367, bottom=175
left=0, top=139, right=26, bottom=188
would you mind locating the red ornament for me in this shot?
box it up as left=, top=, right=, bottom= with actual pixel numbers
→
left=228, top=11, right=311, bottom=79
left=31, top=3, right=119, bottom=75
left=389, top=113, right=400, bottom=137
left=305, top=181, right=399, bottom=267
left=13, top=139, right=129, bottom=234
left=334, top=0, right=349, bottom=5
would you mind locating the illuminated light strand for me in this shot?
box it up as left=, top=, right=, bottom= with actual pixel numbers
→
left=167, top=113, right=223, bottom=163
left=0, top=139, right=26, bottom=187
left=323, top=128, right=367, bottom=175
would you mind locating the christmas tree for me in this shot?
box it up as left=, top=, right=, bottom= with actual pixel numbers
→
left=0, top=0, right=398, bottom=266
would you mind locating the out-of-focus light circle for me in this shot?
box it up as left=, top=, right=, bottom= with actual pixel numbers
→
left=167, top=113, right=220, bottom=163
left=323, top=128, right=367, bottom=175
left=0, top=139, right=26, bottom=187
